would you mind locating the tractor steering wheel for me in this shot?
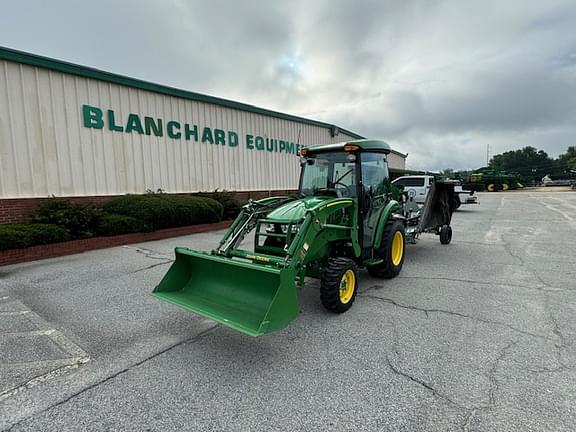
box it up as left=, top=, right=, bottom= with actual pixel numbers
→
left=334, top=181, right=352, bottom=197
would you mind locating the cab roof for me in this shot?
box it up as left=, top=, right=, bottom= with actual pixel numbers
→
left=304, top=139, right=392, bottom=154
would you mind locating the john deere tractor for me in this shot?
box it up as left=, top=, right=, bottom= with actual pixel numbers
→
left=153, top=139, right=454, bottom=336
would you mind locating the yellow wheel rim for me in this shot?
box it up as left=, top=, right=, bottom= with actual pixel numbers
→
left=391, top=231, right=404, bottom=266
left=502, top=183, right=509, bottom=191
left=339, top=270, right=356, bottom=304
left=487, top=184, right=495, bottom=192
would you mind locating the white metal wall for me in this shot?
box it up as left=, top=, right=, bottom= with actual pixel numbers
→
left=387, top=152, right=406, bottom=171
left=0, top=59, right=404, bottom=198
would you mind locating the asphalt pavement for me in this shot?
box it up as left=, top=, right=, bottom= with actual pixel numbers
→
left=1, top=191, right=575, bottom=431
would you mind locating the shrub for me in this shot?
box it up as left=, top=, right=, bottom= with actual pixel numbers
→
left=195, top=190, right=243, bottom=219
left=0, top=224, right=69, bottom=251
left=103, top=194, right=223, bottom=230
left=95, top=214, right=145, bottom=236
left=30, top=199, right=102, bottom=238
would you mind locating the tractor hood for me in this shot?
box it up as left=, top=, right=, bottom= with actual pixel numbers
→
left=266, top=196, right=332, bottom=222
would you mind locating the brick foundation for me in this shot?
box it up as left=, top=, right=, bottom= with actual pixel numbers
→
left=0, top=220, right=233, bottom=267
left=0, top=190, right=294, bottom=224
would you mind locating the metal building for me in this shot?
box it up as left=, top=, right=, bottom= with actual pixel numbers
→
left=0, top=46, right=406, bottom=202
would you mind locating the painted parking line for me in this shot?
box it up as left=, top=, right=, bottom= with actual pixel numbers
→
left=0, top=298, right=90, bottom=401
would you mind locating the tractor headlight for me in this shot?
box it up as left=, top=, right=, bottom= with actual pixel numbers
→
left=265, top=224, right=299, bottom=234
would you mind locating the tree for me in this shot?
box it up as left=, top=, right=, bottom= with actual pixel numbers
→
left=558, top=146, right=576, bottom=175
left=489, top=146, right=559, bottom=184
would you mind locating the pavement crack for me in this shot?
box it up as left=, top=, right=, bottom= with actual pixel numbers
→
left=386, top=321, right=467, bottom=411
left=3, top=325, right=219, bottom=431
left=121, top=246, right=174, bottom=274
left=123, top=246, right=173, bottom=261
left=385, top=353, right=466, bottom=410
left=542, top=292, right=568, bottom=371
left=129, top=260, right=173, bottom=274
left=365, top=275, right=546, bottom=291
left=361, top=294, right=550, bottom=341
left=499, top=232, right=568, bottom=371
left=0, top=358, right=90, bottom=403
left=462, top=340, right=518, bottom=432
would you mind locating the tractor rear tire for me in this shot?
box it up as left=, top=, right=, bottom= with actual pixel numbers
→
left=320, top=258, right=359, bottom=313
left=367, top=220, right=406, bottom=279
left=439, top=225, right=452, bottom=244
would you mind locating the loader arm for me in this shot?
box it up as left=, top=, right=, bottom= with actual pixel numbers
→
left=284, top=198, right=360, bottom=272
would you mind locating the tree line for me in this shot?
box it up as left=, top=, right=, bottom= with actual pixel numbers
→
left=442, top=146, right=576, bottom=185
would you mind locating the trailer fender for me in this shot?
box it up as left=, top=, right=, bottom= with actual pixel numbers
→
left=373, top=200, right=401, bottom=250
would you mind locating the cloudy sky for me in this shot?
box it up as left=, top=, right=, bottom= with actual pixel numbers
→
left=2, top=0, right=576, bottom=171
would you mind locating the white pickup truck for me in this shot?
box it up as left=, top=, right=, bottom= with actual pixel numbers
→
left=391, top=175, right=433, bottom=205
left=392, top=175, right=478, bottom=208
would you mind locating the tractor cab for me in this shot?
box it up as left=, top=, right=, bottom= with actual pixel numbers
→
left=298, top=140, right=392, bottom=256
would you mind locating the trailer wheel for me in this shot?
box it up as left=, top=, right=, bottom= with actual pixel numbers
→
left=367, top=220, right=405, bottom=279
left=320, top=258, right=359, bottom=313
left=486, top=183, right=495, bottom=192
left=439, top=225, right=452, bottom=244
left=502, top=183, right=510, bottom=191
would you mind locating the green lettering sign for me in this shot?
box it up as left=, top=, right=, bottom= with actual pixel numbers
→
left=107, top=110, right=123, bottom=132
left=83, top=105, right=104, bottom=129
left=81, top=103, right=301, bottom=156
left=246, top=134, right=254, bottom=149
left=228, top=131, right=239, bottom=147
left=185, top=124, right=198, bottom=141
left=214, top=129, right=226, bottom=145
left=125, top=114, right=144, bottom=134
left=201, top=127, right=214, bottom=144
left=167, top=121, right=181, bottom=139
left=255, top=136, right=265, bottom=150
left=144, top=117, right=163, bottom=137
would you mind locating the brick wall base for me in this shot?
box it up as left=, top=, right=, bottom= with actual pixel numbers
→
left=0, top=220, right=233, bottom=267
left=0, top=190, right=294, bottom=224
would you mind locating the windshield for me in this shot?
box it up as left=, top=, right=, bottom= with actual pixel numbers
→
left=299, top=152, right=357, bottom=198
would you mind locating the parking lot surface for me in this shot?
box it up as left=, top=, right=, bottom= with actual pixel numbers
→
left=1, top=191, right=575, bottom=431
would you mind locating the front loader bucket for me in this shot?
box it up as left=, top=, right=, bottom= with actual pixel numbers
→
left=152, top=248, right=299, bottom=337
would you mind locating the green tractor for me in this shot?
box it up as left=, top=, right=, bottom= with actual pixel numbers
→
left=152, top=139, right=455, bottom=336
left=462, top=168, right=524, bottom=192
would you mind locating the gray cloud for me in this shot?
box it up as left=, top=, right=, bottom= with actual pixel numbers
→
left=1, top=0, right=576, bottom=171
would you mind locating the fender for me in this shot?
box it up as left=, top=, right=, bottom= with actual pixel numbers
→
left=373, top=199, right=401, bottom=249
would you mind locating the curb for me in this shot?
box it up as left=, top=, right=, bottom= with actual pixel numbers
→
left=0, top=220, right=232, bottom=267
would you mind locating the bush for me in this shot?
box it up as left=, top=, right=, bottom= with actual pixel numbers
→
left=103, top=194, right=223, bottom=230
left=31, top=199, right=102, bottom=238
left=0, top=224, right=69, bottom=251
left=195, top=190, right=243, bottom=219
left=95, top=214, right=145, bottom=236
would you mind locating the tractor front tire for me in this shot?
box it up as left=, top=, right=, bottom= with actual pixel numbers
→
left=320, top=258, right=359, bottom=313
left=367, top=220, right=406, bottom=279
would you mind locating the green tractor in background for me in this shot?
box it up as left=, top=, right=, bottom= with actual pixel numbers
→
left=153, top=139, right=455, bottom=336
left=461, top=168, right=524, bottom=192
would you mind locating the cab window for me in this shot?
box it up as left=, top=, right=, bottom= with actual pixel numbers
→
left=361, top=153, right=388, bottom=194
left=395, top=177, right=425, bottom=187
